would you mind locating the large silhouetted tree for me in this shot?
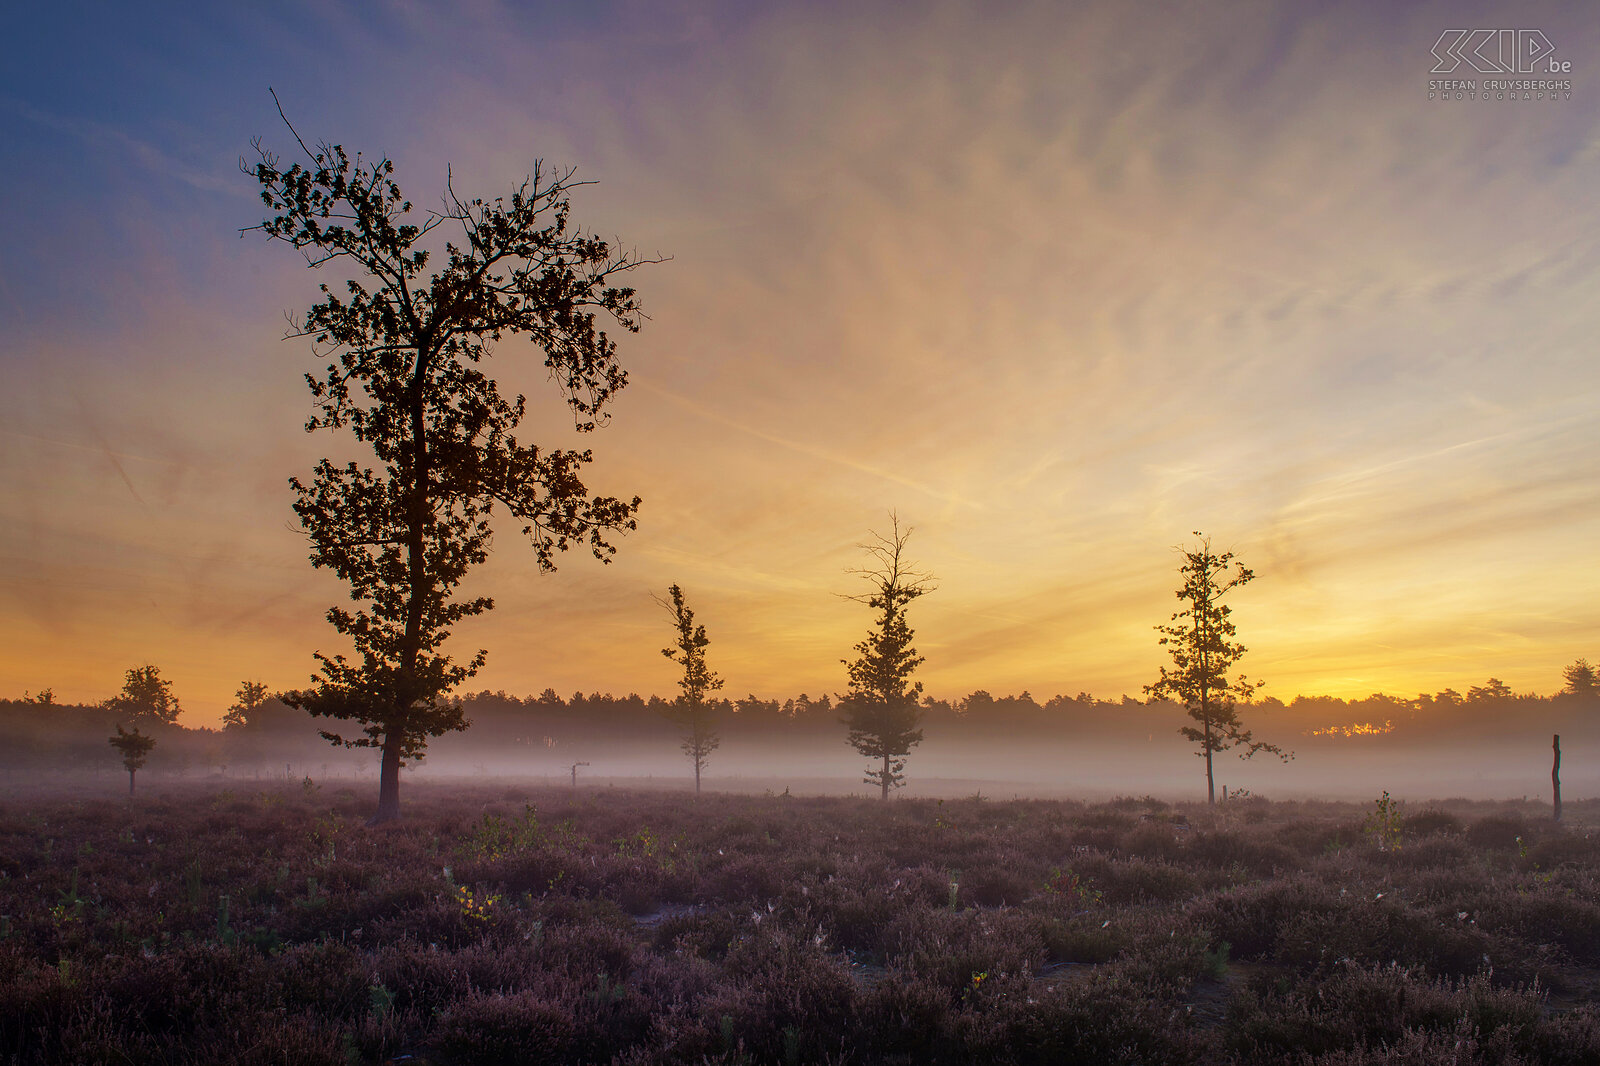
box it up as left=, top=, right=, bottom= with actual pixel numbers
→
left=106, top=665, right=182, bottom=726
left=1145, top=533, right=1289, bottom=804
left=247, top=99, right=652, bottom=824
left=841, top=515, right=933, bottom=799
left=108, top=725, right=156, bottom=796
left=658, top=584, right=722, bottom=795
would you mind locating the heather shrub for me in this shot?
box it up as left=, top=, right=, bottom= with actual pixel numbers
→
left=1466, top=815, right=1528, bottom=850
left=362, top=887, right=481, bottom=947
left=1226, top=964, right=1547, bottom=1063
left=882, top=906, right=1044, bottom=1001
left=1274, top=818, right=1363, bottom=858
left=1111, top=925, right=1217, bottom=992
left=1523, top=830, right=1600, bottom=871
left=856, top=973, right=960, bottom=1063
left=1121, top=822, right=1186, bottom=862
left=372, top=940, right=483, bottom=1017
left=1080, top=807, right=1137, bottom=831
left=1098, top=857, right=1202, bottom=904
left=1385, top=832, right=1473, bottom=873
left=1189, top=875, right=1341, bottom=959
left=534, top=892, right=634, bottom=932
left=1040, top=914, right=1128, bottom=963
left=1462, top=885, right=1600, bottom=965
left=1184, top=830, right=1296, bottom=875
left=542, top=919, right=636, bottom=982
left=430, top=989, right=577, bottom=1065
left=1003, top=977, right=1207, bottom=1066
left=806, top=883, right=898, bottom=954
left=799, top=862, right=948, bottom=954
left=269, top=939, right=369, bottom=1015
left=703, top=852, right=788, bottom=902
left=97, top=941, right=257, bottom=1033
left=0, top=946, right=83, bottom=1060
left=1272, top=899, right=1498, bottom=978
left=600, top=856, right=668, bottom=914
left=651, top=907, right=741, bottom=960
left=468, top=848, right=574, bottom=897
left=699, top=926, right=858, bottom=1064
left=962, top=863, right=1037, bottom=906
left=1403, top=808, right=1463, bottom=837
left=314, top=866, right=442, bottom=932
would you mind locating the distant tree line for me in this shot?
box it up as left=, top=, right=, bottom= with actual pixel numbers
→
left=4, top=664, right=1596, bottom=779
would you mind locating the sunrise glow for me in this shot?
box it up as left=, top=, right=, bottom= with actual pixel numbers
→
left=3, top=4, right=1598, bottom=726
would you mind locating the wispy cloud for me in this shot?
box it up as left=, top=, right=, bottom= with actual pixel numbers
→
left=638, top=380, right=983, bottom=510
left=0, top=95, right=240, bottom=196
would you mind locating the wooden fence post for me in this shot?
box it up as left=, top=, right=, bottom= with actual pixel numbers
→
left=1552, top=734, right=1562, bottom=824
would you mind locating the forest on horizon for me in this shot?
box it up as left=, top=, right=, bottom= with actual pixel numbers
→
left=6, top=673, right=1596, bottom=785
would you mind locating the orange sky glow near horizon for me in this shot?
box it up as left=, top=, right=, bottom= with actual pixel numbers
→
left=3, top=3, right=1599, bottom=729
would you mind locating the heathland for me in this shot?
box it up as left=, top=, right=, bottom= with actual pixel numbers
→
left=2, top=782, right=1598, bottom=1064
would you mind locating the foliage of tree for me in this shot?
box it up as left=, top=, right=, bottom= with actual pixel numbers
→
left=247, top=100, right=653, bottom=823
left=1466, top=678, right=1513, bottom=702
left=222, top=680, right=272, bottom=730
left=1145, top=533, right=1289, bottom=804
left=657, top=584, right=723, bottom=795
left=108, top=724, right=156, bottom=796
left=22, top=688, right=56, bottom=706
left=105, top=665, right=182, bottom=726
left=841, top=515, right=933, bottom=799
left=1563, top=658, right=1597, bottom=699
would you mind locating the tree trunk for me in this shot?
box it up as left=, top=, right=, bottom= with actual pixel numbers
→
left=1203, top=711, right=1215, bottom=805
left=379, top=356, right=432, bottom=830
left=881, top=754, right=890, bottom=800
left=128, top=769, right=136, bottom=797
left=694, top=757, right=701, bottom=797
left=1553, top=734, right=1562, bottom=824
left=370, top=731, right=403, bottom=826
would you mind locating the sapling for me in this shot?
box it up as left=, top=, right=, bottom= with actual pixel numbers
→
left=108, top=725, right=156, bottom=796
left=1363, top=791, right=1403, bottom=852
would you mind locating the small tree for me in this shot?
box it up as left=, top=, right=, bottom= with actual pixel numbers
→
left=108, top=725, right=156, bottom=796
left=1145, top=533, right=1289, bottom=804
left=841, top=515, right=933, bottom=799
left=248, top=100, right=652, bottom=824
left=222, top=680, right=272, bottom=729
left=106, top=665, right=182, bottom=725
left=1562, top=658, right=1597, bottom=698
left=22, top=688, right=57, bottom=706
left=657, top=584, right=723, bottom=795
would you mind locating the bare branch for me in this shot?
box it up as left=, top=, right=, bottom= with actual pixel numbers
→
left=269, top=86, right=316, bottom=164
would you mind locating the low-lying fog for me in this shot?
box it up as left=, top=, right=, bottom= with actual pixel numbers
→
left=10, top=695, right=1592, bottom=805
left=382, top=734, right=1590, bottom=804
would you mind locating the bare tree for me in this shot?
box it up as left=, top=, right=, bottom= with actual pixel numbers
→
left=841, top=514, right=934, bottom=799
left=657, top=584, right=722, bottom=795
left=1145, top=533, right=1289, bottom=804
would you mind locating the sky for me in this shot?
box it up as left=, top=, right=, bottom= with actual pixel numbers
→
left=2, top=1, right=1598, bottom=727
